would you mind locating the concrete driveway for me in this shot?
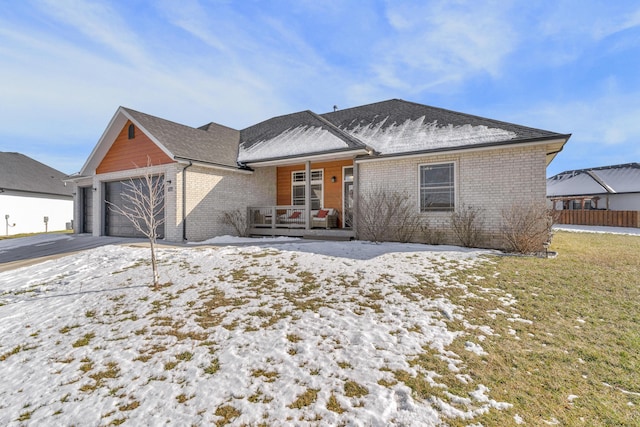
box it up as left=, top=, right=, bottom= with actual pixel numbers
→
left=0, top=234, right=152, bottom=272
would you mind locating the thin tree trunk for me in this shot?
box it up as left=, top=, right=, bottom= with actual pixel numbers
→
left=150, top=238, right=159, bottom=288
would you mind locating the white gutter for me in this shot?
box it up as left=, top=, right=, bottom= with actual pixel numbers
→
left=175, top=158, right=253, bottom=174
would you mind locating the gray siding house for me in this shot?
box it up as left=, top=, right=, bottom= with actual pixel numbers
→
left=548, top=163, right=640, bottom=211
left=0, top=152, right=73, bottom=235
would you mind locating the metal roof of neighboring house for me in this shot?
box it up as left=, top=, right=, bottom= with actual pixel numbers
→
left=238, top=99, right=569, bottom=163
left=547, top=163, right=640, bottom=197
left=123, top=108, right=240, bottom=168
left=0, top=152, right=73, bottom=197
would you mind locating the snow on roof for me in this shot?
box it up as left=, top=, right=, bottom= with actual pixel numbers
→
left=589, top=164, right=640, bottom=193
left=238, top=99, right=568, bottom=163
left=547, top=171, right=607, bottom=197
left=342, top=116, right=518, bottom=155
left=547, top=163, right=640, bottom=197
left=238, top=124, right=354, bottom=163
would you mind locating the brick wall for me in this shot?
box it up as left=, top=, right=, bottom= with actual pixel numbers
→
left=357, top=145, right=548, bottom=249
left=181, top=165, right=276, bottom=242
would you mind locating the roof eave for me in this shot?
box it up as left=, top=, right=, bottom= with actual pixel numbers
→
left=355, top=135, right=571, bottom=163
left=241, top=148, right=370, bottom=167
left=174, top=157, right=253, bottom=174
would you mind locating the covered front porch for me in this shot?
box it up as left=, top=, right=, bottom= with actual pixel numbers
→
left=246, top=158, right=357, bottom=240
left=247, top=205, right=355, bottom=239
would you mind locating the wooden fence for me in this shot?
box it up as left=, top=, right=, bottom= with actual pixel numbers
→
left=555, top=210, right=640, bottom=228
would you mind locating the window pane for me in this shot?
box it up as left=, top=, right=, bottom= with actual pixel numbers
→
left=420, top=163, right=454, bottom=211
left=292, top=186, right=305, bottom=205
left=344, top=167, right=354, bottom=182
left=311, top=170, right=323, bottom=181
left=420, top=164, right=453, bottom=186
left=292, top=172, right=305, bottom=182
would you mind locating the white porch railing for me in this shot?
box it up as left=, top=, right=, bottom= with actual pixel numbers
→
left=248, top=205, right=309, bottom=229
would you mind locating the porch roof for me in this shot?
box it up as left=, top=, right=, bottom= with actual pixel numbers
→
left=238, top=110, right=370, bottom=164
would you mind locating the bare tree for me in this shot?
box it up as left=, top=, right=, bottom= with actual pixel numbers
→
left=106, top=160, right=165, bottom=287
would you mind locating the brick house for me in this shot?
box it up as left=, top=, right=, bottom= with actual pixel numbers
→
left=69, top=99, right=570, bottom=249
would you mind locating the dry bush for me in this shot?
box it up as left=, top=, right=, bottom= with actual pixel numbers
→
left=357, top=189, right=422, bottom=243
left=421, top=223, right=445, bottom=245
left=450, top=204, right=484, bottom=247
left=220, top=209, right=249, bottom=237
left=500, top=202, right=557, bottom=254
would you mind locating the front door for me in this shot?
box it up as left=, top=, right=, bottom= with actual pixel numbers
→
left=343, top=167, right=354, bottom=228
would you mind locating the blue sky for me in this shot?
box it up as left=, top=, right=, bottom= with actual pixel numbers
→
left=1, top=0, right=639, bottom=176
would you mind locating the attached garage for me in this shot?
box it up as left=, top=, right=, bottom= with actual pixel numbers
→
left=103, top=177, right=165, bottom=238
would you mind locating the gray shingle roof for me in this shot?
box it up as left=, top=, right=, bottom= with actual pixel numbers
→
left=238, top=110, right=367, bottom=163
left=322, top=99, right=568, bottom=155
left=0, top=152, right=73, bottom=197
left=123, top=108, right=240, bottom=168
left=547, top=163, right=640, bottom=197
left=237, top=99, right=569, bottom=163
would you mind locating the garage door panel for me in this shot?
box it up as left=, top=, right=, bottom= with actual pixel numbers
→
left=104, top=178, right=165, bottom=239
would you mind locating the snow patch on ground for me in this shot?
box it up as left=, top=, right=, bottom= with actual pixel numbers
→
left=0, top=240, right=511, bottom=425
left=553, top=224, right=640, bottom=236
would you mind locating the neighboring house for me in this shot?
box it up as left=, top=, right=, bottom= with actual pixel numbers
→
left=547, top=163, right=640, bottom=211
left=0, top=152, right=73, bottom=236
left=68, top=99, right=570, bottom=249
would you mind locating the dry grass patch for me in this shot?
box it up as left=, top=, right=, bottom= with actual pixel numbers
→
left=434, top=231, right=640, bottom=426
left=214, top=404, right=240, bottom=426
left=326, top=393, right=345, bottom=413
left=288, top=388, right=319, bottom=409
left=344, top=380, right=368, bottom=398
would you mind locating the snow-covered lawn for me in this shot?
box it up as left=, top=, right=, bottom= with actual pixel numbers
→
left=0, top=240, right=510, bottom=426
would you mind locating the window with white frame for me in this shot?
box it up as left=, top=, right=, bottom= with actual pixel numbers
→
left=292, top=169, right=323, bottom=210
left=419, top=162, right=455, bottom=211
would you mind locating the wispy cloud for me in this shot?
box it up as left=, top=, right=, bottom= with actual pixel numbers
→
left=37, top=0, right=150, bottom=67
left=371, top=0, right=518, bottom=92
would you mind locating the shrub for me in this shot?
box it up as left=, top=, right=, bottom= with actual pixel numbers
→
left=450, top=204, right=484, bottom=247
left=421, top=222, right=445, bottom=245
left=500, top=202, right=557, bottom=254
left=357, top=189, right=422, bottom=243
left=220, top=209, right=248, bottom=237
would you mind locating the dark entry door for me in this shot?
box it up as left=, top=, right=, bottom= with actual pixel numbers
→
left=82, top=186, right=93, bottom=234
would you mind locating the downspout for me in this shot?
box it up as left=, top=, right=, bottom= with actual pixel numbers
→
left=182, top=161, right=193, bottom=241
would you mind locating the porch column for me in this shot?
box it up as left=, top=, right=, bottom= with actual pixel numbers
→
left=352, top=161, right=359, bottom=234
left=305, top=160, right=311, bottom=230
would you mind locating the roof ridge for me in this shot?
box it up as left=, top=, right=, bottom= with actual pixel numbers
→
left=554, top=162, right=640, bottom=176
left=585, top=170, right=615, bottom=194
left=121, top=107, right=213, bottom=134
left=307, top=110, right=371, bottom=151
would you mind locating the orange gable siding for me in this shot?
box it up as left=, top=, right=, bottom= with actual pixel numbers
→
left=96, top=121, right=174, bottom=174
left=276, top=159, right=353, bottom=226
